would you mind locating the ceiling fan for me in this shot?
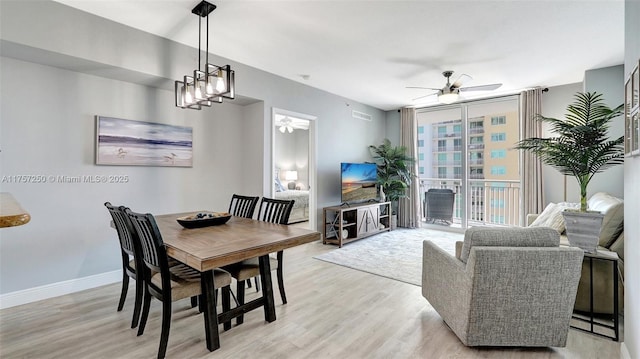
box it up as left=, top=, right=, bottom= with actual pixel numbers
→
left=276, top=116, right=309, bottom=133
left=407, top=71, right=502, bottom=104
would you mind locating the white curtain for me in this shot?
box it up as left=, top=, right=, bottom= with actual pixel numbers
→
left=398, top=107, right=421, bottom=228
left=519, top=88, right=545, bottom=224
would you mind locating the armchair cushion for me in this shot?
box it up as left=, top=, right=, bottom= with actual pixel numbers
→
left=459, top=227, right=559, bottom=264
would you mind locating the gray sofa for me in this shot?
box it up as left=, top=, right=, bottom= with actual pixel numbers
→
left=527, top=192, right=624, bottom=314
left=422, top=227, right=584, bottom=347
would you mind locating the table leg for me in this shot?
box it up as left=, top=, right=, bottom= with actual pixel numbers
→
left=613, top=260, right=619, bottom=341
left=200, top=270, right=221, bottom=351
left=258, top=255, right=276, bottom=322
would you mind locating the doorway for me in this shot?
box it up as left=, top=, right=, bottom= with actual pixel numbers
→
left=271, top=108, right=317, bottom=231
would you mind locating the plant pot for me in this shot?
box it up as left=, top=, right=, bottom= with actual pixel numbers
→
left=562, top=210, right=604, bottom=253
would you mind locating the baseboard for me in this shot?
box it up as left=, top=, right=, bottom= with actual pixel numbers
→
left=621, top=342, right=631, bottom=359
left=0, top=270, right=121, bottom=310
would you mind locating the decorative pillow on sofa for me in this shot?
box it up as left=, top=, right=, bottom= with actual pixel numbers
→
left=587, top=192, right=624, bottom=247
left=529, top=202, right=579, bottom=234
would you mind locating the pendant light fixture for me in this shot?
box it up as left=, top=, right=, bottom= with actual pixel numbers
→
left=175, top=1, right=235, bottom=110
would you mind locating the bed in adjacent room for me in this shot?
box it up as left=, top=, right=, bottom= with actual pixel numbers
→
left=274, top=175, right=309, bottom=224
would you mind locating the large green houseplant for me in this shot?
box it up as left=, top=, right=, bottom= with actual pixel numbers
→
left=369, top=139, right=414, bottom=219
left=515, top=92, right=623, bottom=211
left=515, top=92, right=623, bottom=251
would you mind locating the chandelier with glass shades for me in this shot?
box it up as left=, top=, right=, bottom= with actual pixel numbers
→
left=175, top=1, right=235, bottom=110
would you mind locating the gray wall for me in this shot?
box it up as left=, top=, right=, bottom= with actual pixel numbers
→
left=623, top=0, right=639, bottom=356
left=540, top=82, right=583, bottom=204
left=0, top=1, right=386, bottom=296
left=538, top=65, right=625, bottom=204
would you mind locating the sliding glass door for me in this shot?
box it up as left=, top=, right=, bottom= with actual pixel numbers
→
left=416, top=96, right=520, bottom=229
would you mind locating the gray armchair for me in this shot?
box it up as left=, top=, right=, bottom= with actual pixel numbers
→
left=422, top=227, right=584, bottom=347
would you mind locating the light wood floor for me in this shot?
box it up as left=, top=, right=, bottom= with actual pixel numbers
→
left=0, top=240, right=621, bottom=359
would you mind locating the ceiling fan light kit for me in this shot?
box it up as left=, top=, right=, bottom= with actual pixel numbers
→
left=409, top=70, right=502, bottom=105
left=175, top=1, right=235, bottom=110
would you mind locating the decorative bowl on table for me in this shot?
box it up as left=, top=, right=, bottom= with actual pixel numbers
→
left=176, top=212, right=231, bottom=228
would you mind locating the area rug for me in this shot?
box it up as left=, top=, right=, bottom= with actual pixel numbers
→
left=314, top=228, right=463, bottom=286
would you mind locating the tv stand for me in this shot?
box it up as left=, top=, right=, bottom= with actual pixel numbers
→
left=322, top=201, right=391, bottom=247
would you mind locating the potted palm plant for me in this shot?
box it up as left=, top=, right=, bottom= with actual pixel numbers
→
left=515, top=92, right=623, bottom=251
left=369, top=139, right=414, bottom=229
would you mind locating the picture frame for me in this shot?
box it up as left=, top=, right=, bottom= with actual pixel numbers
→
left=95, top=116, right=193, bottom=167
left=624, top=62, right=640, bottom=156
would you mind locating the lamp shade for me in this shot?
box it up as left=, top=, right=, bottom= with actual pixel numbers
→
left=284, top=171, right=298, bottom=181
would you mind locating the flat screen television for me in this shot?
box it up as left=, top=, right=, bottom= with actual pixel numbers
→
left=341, top=162, right=378, bottom=204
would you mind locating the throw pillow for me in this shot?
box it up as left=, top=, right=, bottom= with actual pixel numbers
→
left=529, top=202, right=579, bottom=234
left=529, top=203, right=564, bottom=233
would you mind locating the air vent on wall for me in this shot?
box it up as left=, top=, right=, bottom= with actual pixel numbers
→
left=352, top=110, right=372, bottom=121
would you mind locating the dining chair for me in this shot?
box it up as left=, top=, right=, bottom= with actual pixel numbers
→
left=104, top=202, right=145, bottom=329
left=223, top=197, right=294, bottom=326
left=228, top=194, right=260, bottom=219
left=124, top=208, right=232, bottom=359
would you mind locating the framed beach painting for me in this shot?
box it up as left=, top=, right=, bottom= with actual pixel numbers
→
left=96, top=116, right=193, bottom=167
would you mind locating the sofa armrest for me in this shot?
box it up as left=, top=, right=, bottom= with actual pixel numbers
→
left=526, top=213, right=539, bottom=226
left=422, top=240, right=472, bottom=342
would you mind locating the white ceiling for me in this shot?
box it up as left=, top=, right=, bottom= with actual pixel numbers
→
left=53, top=0, right=625, bottom=111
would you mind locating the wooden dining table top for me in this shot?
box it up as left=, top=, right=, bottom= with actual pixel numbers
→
left=154, top=212, right=321, bottom=272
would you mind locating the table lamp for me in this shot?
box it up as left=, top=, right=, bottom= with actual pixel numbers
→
left=284, top=170, right=298, bottom=190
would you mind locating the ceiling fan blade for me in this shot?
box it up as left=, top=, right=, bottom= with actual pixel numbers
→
left=459, top=83, right=503, bottom=92
left=412, top=93, right=437, bottom=101
left=451, top=74, right=472, bottom=89
left=406, top=86, right=441, bottom=91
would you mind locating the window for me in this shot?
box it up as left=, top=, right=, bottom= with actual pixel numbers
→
left=491, top=133, right=506, bottom=142
left=491, top=116, right=506, bottom=125
left=453, top=167, right=461, bottom=178
left=418, top=139, right=424, bottom=147
left=470, top=136, right=483, bottom=144
left=418, top=126, right=424, bottom=134
left=419, top=166, right=424, bottom=174
left=453, top=124, right=462, bottom=135
left=437, top=140, right=446, bottom=150
left=419, top=153, right=425, bottom=161
left=453, top=153, right=461, bottom=162
left=453, top=139, right=462, bottom=150
left=491, top=215, right=506, bottom=224
left=438, top=167, right=447, bottom=178
left=438, top=153, right=447, bottom=162
left=438, top=126, right=447, bottom=135
left=491, top=199, right=505, bottom=208
left=491, top=149, right=506, bottom=158
left=491, top=166, right=506, bottom=175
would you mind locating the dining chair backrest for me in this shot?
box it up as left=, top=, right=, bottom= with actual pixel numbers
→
left=124, top=209, right=171, bottom=291
left=257, top=197, right=294, bottom=224
left=105, top=202, right=139, bottom=261
left=228, top=194, right=260, bottom=219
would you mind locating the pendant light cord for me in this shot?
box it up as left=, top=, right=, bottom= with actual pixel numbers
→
left=198, top=15, right=202, bottom=71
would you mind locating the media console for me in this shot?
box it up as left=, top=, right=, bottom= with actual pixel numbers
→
left=322, top=201, right=391, bottom=247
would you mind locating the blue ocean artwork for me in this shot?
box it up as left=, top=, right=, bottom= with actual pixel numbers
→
left=96, top=116, right=193, bottom=167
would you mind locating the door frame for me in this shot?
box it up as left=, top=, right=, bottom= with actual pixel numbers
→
left=271, top=107, right=317, bottom=230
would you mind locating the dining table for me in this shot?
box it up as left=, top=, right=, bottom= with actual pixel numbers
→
left=153, top=212, right=321, bottom=352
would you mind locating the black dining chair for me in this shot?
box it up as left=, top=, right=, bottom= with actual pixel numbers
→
left=223, top=197, right=294, bottom=326
left=105, top=202, right=145, bottom=329
left=228, top=194, right=260, bottom=219
left=124, top=208, right=232, bottom=359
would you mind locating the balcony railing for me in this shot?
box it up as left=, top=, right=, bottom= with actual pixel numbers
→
left=419, top=177, right=521, bottom=227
